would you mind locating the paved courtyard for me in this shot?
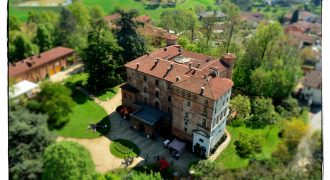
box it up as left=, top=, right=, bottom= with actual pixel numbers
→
left=106, top=110, right=201, bottom=175
left=57, top=88, right=201, bottom=175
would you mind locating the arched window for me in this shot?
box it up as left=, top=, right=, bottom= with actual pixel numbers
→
left=168, top=96, right=172, bottom=102
left=155, top=90, right=159, bottom=98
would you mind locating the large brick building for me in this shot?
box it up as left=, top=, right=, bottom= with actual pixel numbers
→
left=121, top=45, right=235, bottom=157
left=9, top=47, right=75, bottom=83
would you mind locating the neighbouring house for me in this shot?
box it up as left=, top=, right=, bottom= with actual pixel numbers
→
left=287, top=31, right=315, bottom=48
left=121, top=45, right=235, bottom=158
left=240, top=12, right=264, bottom=28
left=104, top=14, right=177, bottom=46
left=198, top=10, right=228, bottom=22
left=300, top=70, right=322, bottom=105
left=9, top=46, right=76, bottom=83
left=9, top=80, right=38, bottom=99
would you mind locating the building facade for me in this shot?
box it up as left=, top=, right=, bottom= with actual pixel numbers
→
left=121, top=45, right=235, bottom=157
left=9, top=47, right=76, bottom=83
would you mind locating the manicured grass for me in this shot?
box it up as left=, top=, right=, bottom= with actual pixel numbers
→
left=110, top=139, right=140, bottom=158
left=10, top=0, right=218, bottom=22
left=215, top=124, right=281, bottom=169
left=95, top=86, right=119, bottom=101
left=63, top=73, right=89, bottom=89
left=52, top=90, right=110, bottom=138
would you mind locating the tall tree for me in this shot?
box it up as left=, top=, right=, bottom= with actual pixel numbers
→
left=230, top=94, right=251, bottom=119
left=42, top=141, right=96, bottom=180
left=12, top=34, right=39, bottom=61
left=246, top=97, right=279, bottom=129
left=54, top=7, right=77, bottom=46
left=234, top=133, right=262, bottom=159
left=233, top=22, right=302, bottom=101
left=89, top=5, right=105, bottom=20
left=115, top=9, right=147, bottom=62
left=9, top=105, right=54, bottom=180
left=220, top=0, right=240, bottom=53
left=290, top=10, right=299, bottom=24
left=37, top=81, right=75, bottom=129
left=68, top=1, right=91, bottom=32
left=9, top=15, right=21, bottom=31
left=33, top=24, right=54, bottom=52
left=83, top=20, right=123, bottom=92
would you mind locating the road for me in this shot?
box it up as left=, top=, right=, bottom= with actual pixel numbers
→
left=290, top=106, right=322, bottom=174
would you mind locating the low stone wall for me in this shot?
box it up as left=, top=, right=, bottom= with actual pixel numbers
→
left=208, top=129, right=231, bottom=162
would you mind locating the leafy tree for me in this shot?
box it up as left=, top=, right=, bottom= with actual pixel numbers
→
left=42, top=141, right=96, bottom=180
left=54, top=7, right=77, bottom=46
left=9, top=15, right=21, bottom=31
left=12, top=34, right=39, bottom=62
left=220, top=0, right=240, bottom=53
left=290, top=10, right=299, bottom=24
left=83, top=20, right=124, bottom=92
left=159, top=9, right=199, bottom=40
left=276, top=96, right=301, bottom=118
left=246, top=97, right=278, bottom=129
left=115, top=9, right=147, bottom=63
left=234, top=133, right=262, bottom=159
left=89, top=5, right=105, bottom=20
left=9, top=105, right=54, bottom=180
left=272, top=142, right=292, bottom=165
left=233, top=22, right=302, bottom=101
left=281, top=118, right=308, bottom=152
left=33, top=24, right=54, bottom=52
left=37, top=81, right=75, bottom=129
left=229, top=94, right=251, bottom=119
left=190, top=160, right=215, bottom=177
left=68, top=1, right=91, bottom=32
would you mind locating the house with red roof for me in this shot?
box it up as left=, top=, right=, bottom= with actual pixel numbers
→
left=300, top=70, right=321, bottom=105
left=9, top=46, right=76, bottom=83
left=121, top=45, right=235, bottom=158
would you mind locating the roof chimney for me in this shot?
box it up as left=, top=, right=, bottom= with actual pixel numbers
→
left=136, top=63, right=139, bottom=69
left=200, top=87, right=205, bottom=95
left=176, top=76, right=181, bottom=82
left=197, top=63, right=200, bottom=68
left=155, top=58, right=160, bottom=65
left=204, top=74, right=207, bottom=79
left=189, top=62, right=192, bottom=68
left=164, top=47, right=167, bottom=51
left=179, top=47, right=182, bottom=53
left=147, top=52, right=150, bottom=56
left=170, top=63, right=173, bottom=70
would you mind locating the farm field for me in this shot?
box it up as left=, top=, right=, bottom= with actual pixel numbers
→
left=9, top=0, right=218, bottom=22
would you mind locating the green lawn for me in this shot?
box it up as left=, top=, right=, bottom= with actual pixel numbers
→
left=95, top=86, right=119, bottom=101
left=10, top=0, right=218, bottom=22
left=215, top=124, right=281, bottom=169
left=110, top=139, right=140, bottom=158
left=52, top=90, right=110, bottom=138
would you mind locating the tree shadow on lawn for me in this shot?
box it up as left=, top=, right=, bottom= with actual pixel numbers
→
left=71, top=89, right=90, bottom=104
left=96, top=115, right=111, bottom=136
left=144, top=4, right=160, bottom=10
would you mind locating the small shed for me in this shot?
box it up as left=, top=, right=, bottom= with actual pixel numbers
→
left=10, top=80, right=38, bottom=99
left=168, top=139, right=186, bottom=154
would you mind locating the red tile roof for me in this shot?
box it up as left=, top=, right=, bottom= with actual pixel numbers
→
left=104, top=13, right=121, bottom=22
left=125, top=45, right=234, bottom=100
left=135, top=15, right=151, bottom=23
left=287, top=31, right=315, bottom=43
left=9, top=46, right=74, bottom=77
left=174, top=76, right=233, bottom=100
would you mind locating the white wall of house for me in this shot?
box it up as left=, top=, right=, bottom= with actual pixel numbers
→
left=301, top=86, right=321, bottom=105
left=193, top=131, right=211, bottom=157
